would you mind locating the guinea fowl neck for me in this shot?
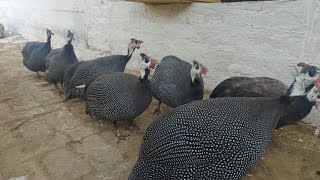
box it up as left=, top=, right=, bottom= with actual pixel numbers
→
left=64, top=42, right=74, bottom=54
left=127, top=47, right=136, bottom=61
left=139, top=69, right=151, bottom=87
left=191, top=77, right=204, bottom=100
left=286, top=77, right=314, bottom=96
left=46, top=36, right=51, bottom=48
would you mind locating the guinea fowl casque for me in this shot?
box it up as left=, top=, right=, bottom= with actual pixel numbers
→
left=150, top=56, right=207, bottom=114
left=22, top=29, right=54, bottom=77
left=44, top=30, right=78, bottom=90
left=129, top=77, right=320, bottom=180
left=210, top=63, right=320, bottom=128
left=63, top=38, right=143, bottom=101
left=83, top=53, right=157, bottom=140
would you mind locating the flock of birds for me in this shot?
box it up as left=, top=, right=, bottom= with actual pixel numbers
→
left=21, top=29, right=320, bottom=179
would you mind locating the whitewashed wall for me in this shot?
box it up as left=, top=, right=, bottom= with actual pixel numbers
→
left=0, top=0, right=319, bottom=127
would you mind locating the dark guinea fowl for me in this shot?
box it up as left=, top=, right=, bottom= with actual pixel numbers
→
left=83, top=53, right=157, bottom=140
left=150, top=56, right=207, bottom=114
left=210, top=63, right=320, bottom=128
left=63, top=38, right=143, bottom=101
left=129, top=78, right=320, bottom=180
left=44, top=30, right=78, bottom=90
left=22, top=29, right=54, bottom=77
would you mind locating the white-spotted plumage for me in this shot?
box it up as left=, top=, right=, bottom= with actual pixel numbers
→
left=130, top=79, right=320, bottom=179
left=151, top=56, right=206, bottom=109
left=63, top=38, right=143, bottom=101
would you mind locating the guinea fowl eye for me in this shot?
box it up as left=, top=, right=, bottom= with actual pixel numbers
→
left=145, top=58, right=149, bottom=63
left=308, top=69, right=316, bottom=77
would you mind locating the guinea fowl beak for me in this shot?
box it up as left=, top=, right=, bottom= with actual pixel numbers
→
left=136, top=41, right=143, bottom=49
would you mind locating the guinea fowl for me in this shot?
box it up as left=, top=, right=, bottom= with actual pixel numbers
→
left=150, top=56, right=207, bottom=114
left=63, top=38, right=143, bottom=101
left=210, top=63, right=320, bottom=128
left=129, top=78, right=320, bottom=180
left=44, top=30, right=78, bottom=90
left=83, top=53, right=157, bottom=139
left=22, top=29, right=54, bottom=77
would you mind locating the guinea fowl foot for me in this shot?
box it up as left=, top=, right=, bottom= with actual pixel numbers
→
left=152, top=102, right=162, bottom=115
left=54, top=83, right=59, bottom=90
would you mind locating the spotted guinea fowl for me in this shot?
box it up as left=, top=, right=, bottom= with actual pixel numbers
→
left=129, top=78, right=320, bottom=180
left=210, top=63, right=320, bottom=128
left=44, top=30, right=78, bottom=90
left=63, top=38, right=143, bottom=101
left=22, top=29, right=54, bottom=77
left=150, top=56, right=207, bottom=114
left=83, top=53, right=157, bottom=138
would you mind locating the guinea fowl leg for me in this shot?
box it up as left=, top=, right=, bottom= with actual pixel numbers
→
left=36, top=71, right=41, bottom=78
left=60, top=81, right=64, bottom=94
left=129, top=120, right=143, bottom=135
left=54, top=83, right=59, bottom=90
left=152, top=101, right=162, bottom=115
left=114, top=122, right=128, bottom=143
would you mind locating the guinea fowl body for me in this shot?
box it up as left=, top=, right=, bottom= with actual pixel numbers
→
left=129, top=96, right=287, bottom=180
left=210, top=77, right=288, bottom=98
left=150, top=56, right=204, bottom=108
left=64, top=38, right=143, bottom=100
left=209, top=64, right=320, bottom=129
left=67, top=55, right=130, bottom=100
left=85, top=72, right=152, bottom=122
left=22, top=37, right=52, bottom=73
left=63, top=61, right=84, bottom=99
left=44, top=42, right=78, bottom=85
left=44, top=48, right=63, bottom=70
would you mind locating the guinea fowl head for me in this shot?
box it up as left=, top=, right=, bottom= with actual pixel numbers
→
left=67, top=30, right=75, bottom=43
left=139, top=53, right=157, bottom=80
left=289, top=63, right=320, bottom=96
left=306, top=79, right=320, bottom=108
left=46, top=29, right=54, bottom=38
left=128, top=38, right=143, bottom=57
left=297, top=62, right=320, bottom=78
left=190, top=60, right=207, bottom=84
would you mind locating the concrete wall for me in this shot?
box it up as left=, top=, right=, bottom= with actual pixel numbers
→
left=0, top=0, right=319, bottom=127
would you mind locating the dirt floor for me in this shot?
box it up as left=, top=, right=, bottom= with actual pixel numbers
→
left=0, top=34, right=320, bottom=180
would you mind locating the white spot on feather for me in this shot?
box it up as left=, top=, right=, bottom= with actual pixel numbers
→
left=76, top=84, right=85, bottom=88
